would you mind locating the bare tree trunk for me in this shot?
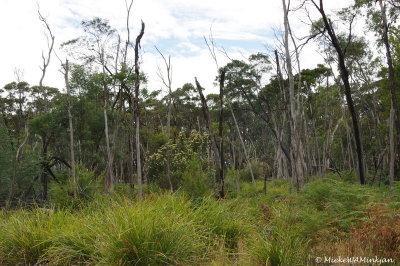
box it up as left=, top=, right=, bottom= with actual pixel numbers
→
left=38, top=9, right=55, bottom=112
left=390, top=106, right=395, bottom=190
left=37, top=8, right=54, bottom=201
left=378, top=0, right=399, bottom=182
left=274, top=50, right=290, bottom=179
left=65, top=59, right=77, bottom=198
left=195, top=78, right=221, bottom=190
left=282, top=0, right=305, bottom=189
left=134, top=21, right=145, bottom=199
left=229, top=103, right=255, bottom=184
left=155, top=47, right=173, bottom=192
left=218, top=69, right=226, bottom=198
left=102, top=50, right=114, bottom=193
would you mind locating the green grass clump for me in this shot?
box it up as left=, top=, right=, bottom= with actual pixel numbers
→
left=250, top=227, right=310, bottom=266
left=0, top=178, right=398, bottom=265
left=193, top=197, right=250, bottom=251
left=0, top=193, right=250, bottom=265
left=0, top=209, right=71, bottom=265
left=300, top=178, right=372, bottom=230
left=94, top=194, right=208, bottom=265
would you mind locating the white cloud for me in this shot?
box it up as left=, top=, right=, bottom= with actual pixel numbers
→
left=0, top=0, right=363, bottom=94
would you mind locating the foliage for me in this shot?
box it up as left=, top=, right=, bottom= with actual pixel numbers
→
left=147, top=130, right=210, bottom=189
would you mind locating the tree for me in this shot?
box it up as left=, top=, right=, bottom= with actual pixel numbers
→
left=155, top=46, right=174, bottom=192
left=134, top=21, right=145, bottom=199
left=282, top=0, right=306, bottom=189
left=309, top=0, right=367, bottom=184
left=354, top=0, right=400, bottom=188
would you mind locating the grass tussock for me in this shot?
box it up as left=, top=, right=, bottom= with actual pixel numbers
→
left=0, top=193, right=248, bottom=265
left=0, top=178, right=399, bottom=265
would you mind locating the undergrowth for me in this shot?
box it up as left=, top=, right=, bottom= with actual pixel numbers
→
left=0, top=178, right=399, bottom=265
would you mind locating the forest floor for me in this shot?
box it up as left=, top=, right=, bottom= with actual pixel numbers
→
left=0, top=177, right=399, bottom=265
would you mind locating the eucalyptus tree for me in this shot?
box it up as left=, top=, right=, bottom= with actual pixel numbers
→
left=353, top=0, right=400, bottom=188
left=282, top=0, right=306, bottom=189
left=64, top=17, right=118, bottom=192
left=307, top=0, right=367, bottom=184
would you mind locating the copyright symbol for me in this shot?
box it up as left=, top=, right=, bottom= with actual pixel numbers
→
left=315, top=257, right=322, bottom=263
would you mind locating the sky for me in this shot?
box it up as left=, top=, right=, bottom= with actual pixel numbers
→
left=0, top=0, right=353, bottom=95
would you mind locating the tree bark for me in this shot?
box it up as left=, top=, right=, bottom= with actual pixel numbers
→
left=229, top=103, right=256, bottom=184
left=378, top=0, right=400, bottom=182
left=134, top=21, right=145, bottom=199
left=65, top=59, right=77, bottom=198
left=218, top=69, right=226, bottom=198
left=195, top=78, right=221, bottom=189
left=102, top=50, right=114, bottom=193
left=282, top=0, right=306, bottom=189
left=390, top=106, right=395, bottom=189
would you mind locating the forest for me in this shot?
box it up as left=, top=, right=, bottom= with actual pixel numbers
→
left=1, top=0, right=400, bottom=265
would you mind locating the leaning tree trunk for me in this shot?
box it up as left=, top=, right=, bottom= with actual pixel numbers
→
left=311, top=0, right=366, bottom=184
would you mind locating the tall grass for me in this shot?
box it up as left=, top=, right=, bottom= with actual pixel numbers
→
left=0, top=193, right=248, bottom=265
left=0, top=178, right=398, bottom=265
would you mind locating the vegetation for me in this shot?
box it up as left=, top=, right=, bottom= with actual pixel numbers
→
left=1, top=0, right=400, bottom=264
left=0, top=179, right=399, bottom=265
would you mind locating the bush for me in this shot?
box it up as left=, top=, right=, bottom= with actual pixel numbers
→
left=300, top=179, right=370, bottom=231
left=239, top=159, right=265, bottom=182
left=180, top=158, right=213, bottom=199
left=48, top=165, right=100, bottom=208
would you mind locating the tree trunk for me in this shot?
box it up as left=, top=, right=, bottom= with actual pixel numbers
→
left=390, top=106, right=395, bottom=190
left=65, top=59, right=77, bottom=198
left=134, top=21, right=145, bottom=199
left=282, top=0, right=305, bottom=189
left=195, top=78, right=221, bottom=192
left=311, top=0, right=366, bottom=184
left=102, top=50, right=114, bottom=193
left=218, top=69, right=226, bottom=198
left=229, top=103, right=255, bottom=184
left=378, top=0, right=399, bottom=182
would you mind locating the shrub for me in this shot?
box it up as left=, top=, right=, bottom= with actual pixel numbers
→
left=180, top=158, right=213, bottom=199
left=48, top=165, right=100, bottom=208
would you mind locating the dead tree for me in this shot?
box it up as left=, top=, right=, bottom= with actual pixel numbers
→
left=37, top=7, right=55, bottom=201
left=195, top=78, right=221, bottom=192
left=155, top=46, right=174, bottom=192
left=134, top=21, right=145, bottom=199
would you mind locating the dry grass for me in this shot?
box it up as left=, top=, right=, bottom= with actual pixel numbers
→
left=312, top=204, right=400, bottom=262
